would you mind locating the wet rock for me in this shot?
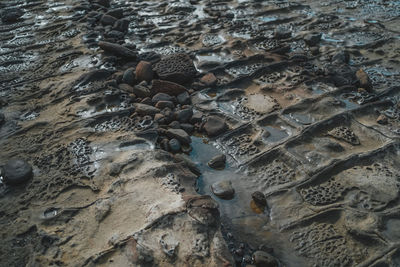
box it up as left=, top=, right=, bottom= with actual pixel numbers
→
left=168, top=121, right=180, bottom=129
left=190, top=111, right=203, bottom=124
left=153, top=53, right=197, bottom=85
left=109, top=163, right=123, bottom=176
left=140, top=97, right=152, bottom=105
left=94, top=0, right=110, bottom=7
left=166, top=128, right=191, bottom=145
left=332, top=50, right=350, bottom=64
left=76, top=69, right=112, bottom=86
left=177, top=91, right=190, bottom=105
left=377, top=114, right=388, bottom=125
left=208, top=154, right=226, bottom=170
left=253, top=251, right=278, bottom=267
left=169, top=138, right=181, bottom=152
left=180, top=123, right=194, bottom=134
left=122, top=67, right=136, bottom=85
left=134, top=103, right=160, bottom=116
left=152, top=93, right=176, bottom=104
left=151, top=80, right=187, bottom=96
left=200, top=73, right=217, bottom=86
left=356, top=69, right=373, bottom=91
left=118, top=83, right=133, bottom=93
left=2, top=159, right=33, bottom=185
left=106, top=8, right=124, bottom=19
left=113, top=18, right=130, bottom=32
left=101, top=14, right=117, bottom=26
left=105, top=30, right=124, bottom=40
left=203, top=116, right=228, bottom=137
left=252, top=191, right=267, bottom=206
left=0, top=113, right=5, bottom=126
left=1, top=8, right=24, bottom=23
left=274, top=28, right=291, bottom=39
left=95, top=199, right=112, bottom=222
left=304, top=33, right=322, bottom=46
left=132, top=83, right=151, bottom=98
left=211, top=180, right=235, bottom=199
left=155, top=101, right=174, bottom=109
left=176, top=108, right=193, bottom=123
left=136, top=61, right=154, bottom=82
left=98, top=41, right=137, bottom=60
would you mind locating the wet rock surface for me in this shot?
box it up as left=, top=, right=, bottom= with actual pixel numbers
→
left=0, top=0, right=400, bottom=266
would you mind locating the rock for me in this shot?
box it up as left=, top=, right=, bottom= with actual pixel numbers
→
left=134, top=103, right=160, bottom=116
left=332, top=50, right=350, bottom=64
left=118, top=83, right=133, bottom=93
left=2, top=159, right=33, bottom=185
left=1, top=8, right=24, bottom=23
left=94, top=0, right=110, bottom=7
left=253, top=251, right=278, bottom=267
left=304, top=33, right=322, bottom=46
left=122, top=67, right=136, bottom=85
left=274, top=28, right=291, bottom=39
left=155, top=101, right=174, bottom=109
left=180, top=123, right=194, bottom=134
left=113, top=18, right=130, bottom=32
left=356, top=69, right=373, bottom=91
left=76, top=69, right=112, bottom=86
left=166, top=129, right=191, bottom=145
left=208, top=154, right=226, bottom=170
left=177, top=91, right=190, bottom=105
left=154, top=113, right=165, bottom=123
left=153, top=53, right=197, bottom=85
left=169, top=121, right=181, bottom=129
left=106, top=8, right=124, bottom=19
left=98, top=41, right=137, bottom=60
left=101, top=14, right=117, bottom=26
left=211, top=180, right=235, bottom=199
left=140, top=97, right=152, bottom=105
left=190, top=111, right=203, bottom=124
left=152, top=93, right=176, bottom=104
left=200, top=73, right=217, bottom=86
left=169, top=139, right=181, bottom=152
left=151, top=80, right=187, bottom=96
left=176, top=108, right=193, bottom=123
left=252, top=191, right=267, bottom=206
left=203, top=116, right=228, bottom=137
left=377, top=114, right=388, bottom=125
left=136, top=61, right=154, bottom=82
left=0, top=113, right=5, bottom=126
left=105, top=30, right=124, bottom=40
left=95, top=199, right=112, bottom=222
left=132, top=83, right=151, bottom=98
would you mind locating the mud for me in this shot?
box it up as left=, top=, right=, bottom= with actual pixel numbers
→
left=0, top=0, right=400, bottom=266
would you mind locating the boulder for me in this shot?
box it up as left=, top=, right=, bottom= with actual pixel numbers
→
left=2, top=159, right=33, bottom=185
left=203, top=116, right=228, bottom=137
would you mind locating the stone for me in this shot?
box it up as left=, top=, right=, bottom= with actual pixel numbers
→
left=253, top=251, right=278, bottom=267
left=180, top=123, right=194, bottom=134
left=98, top=41, right=137, bottom=60
left=166, top=129, right=191, bottom=145
left=304, top=33, right=322, bottom=46
left=176, top=108, right=193, bottom=123
left=377, top=114, right=388, bottom=125
left=100, top=14, right=117, bottom=26
left=190, top=111, right=203, bottom=124
left=211, top=180, right=235, bottom=199
left=153, top=53, right=197, bottom=85
left=2, top=159, right=33, bottom=185
left=151, top=80, right=187, bottom=96
left=168, top=139, right=181, bottom=152
left=132, top=83, right=151, bottom=98
left=274, top=28, right=291, bottom=39
left=169, top=121, right=181, bottom=129
left=252, top=191, right=267, bottom=206
left=105, top=30, right=124, bottom=40
left=140, top=97, right=152, bottom=105
left=136, top=61, right=154, bottom=82
left=356, top=69, right=373, bottom=91
left=200, top=73, right=217, bottom=86
left=134, top=103, right=160, bottom=116
left=203, top=116, right=228, bottom=137
left=1, top=8, right=24, bottom=23
left=177, top=91, right=190, bottom=105
left=113, top=18, right=130, bottom=32
left=95, top=199, right=112, bottom=222
left=118, top=83, right=133, bottom=93
left=208, top=154, right=226, bottom=170
left=76, top=69, right=112, bottom=86
left=152, top=93, right=176, bottom=104
left=94, top=0, right=110, bottom=7
left=106, top=8, right=124, bottom=19
left=155, top=101, right=174, bottom=109
left=0, top=113, right=5, bottom=126
left=122, top=68, right=136, bottom=85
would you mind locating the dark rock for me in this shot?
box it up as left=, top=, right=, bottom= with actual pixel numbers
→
left=168, top=121, right=181, bottom=129
left=252, top=191, right=267, bottom=206
left=153, top=53, right=197, bottom=84
left=304, top=33, right=322, bottom=46
left=94, top=0, right=110, bottom=7
left=152, top=93, right=176, bottom=103
left=200, top=73, right=217, bottom=86
left=101, top=14, right=117, bottom=26
left=136, top=61, right=154, bottom=82
left=203, top=116, right=228, bottom=137
left=140, top=97, right=152, bottom=105
left=139, top=51, right=161, bottom=64
left=122, top=68, right=136, bottom=85
left=177, top=91, right=190, bottom=105
left=113, top=18, right=130, bottom=32
left=377, top=114, right=388, bottom=125
left=76, top=69, right=112, bottom=86
left=208, top=154, right=226, bottom=169
left=118, top=83, right=133, bottom=93
left=98, top=41, right=137, bottom=60
left=106, top=8, right=124, bottom=19
left=155, top=101, right=174, bottom=109
left=356, top=69, right=373, bottom=91
left=332, top=50, right=350, bottom=64
left=176, top=108, right=193, bottom=123
left=1, top=8, right=24, bottom=23
left=211, top=180, right=235, bottom=199
left=105, top=30, right=124, bottom=40
left=134, top=103, right=160, bottom=116
left=2, top=159, right=33, bottom=185
left=132, top=83, right=151, bottom=98
left=166, top=129, right=191, bottom=145
left=190, top=111, right=203, bottom=124
left=0, top=113, right=5, bottom=126
left=253, top=251, right=278, bottom=267
left=160, top=138, right=170, bottom=151
left=274, top=28, right=291, bottom=39
left=154, top=113, right=165, bottom=123
left=151, top=80, right=187, bottom=96
left=169, top=139, right=181, bottom=152
left=180, top=123, right=194, bottom=134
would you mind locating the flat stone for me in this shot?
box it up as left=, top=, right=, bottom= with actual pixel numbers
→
left=3, top=159, right=33, bottom=185
left=176, top=108, right=193, bottom=123
left=132, top=83, right=151, bottom=98
left=203, top=116, right=228, bottom=137
left=211, top=180, right=235, bottom=199
left=208, top=154, right=226, bottom=170
left=134, top=103, right=160, bottom=116
left=136, top=61, right=153, bottom=82
left=166, top=128, right=191, bottom=145
left=118, top=83, right=133, bottom=93
left=180, top=123, right=194, bottom=135
left=155, top=101, right=175, bottom=109
left=98, top=41, right=137, bottom=60
left=152, top=93, right=176, bottom=103
left=151, top=80, right=187, bottom=96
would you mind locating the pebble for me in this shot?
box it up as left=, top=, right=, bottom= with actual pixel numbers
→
left=180, top=123, right=194, bottom=134
left=203, top=116, right=228, bottom=137
left=2, top=159, right=33, bottom=185
left=200, top=73, right=217, bottom=86
left=208, top=154, right=226, bottom=169
left=356, top=69, right=373, bottom=91
left=101, top=14, right=117, bottom=26
left=169, top=138, right=181, bottom=152
left=132, top=83, right=151, bottom=98
left=155, top=101, right=175, bottom=109
left=166, top=128, right=191, bottom=145
left=98, top=41, right=137, bottom=60
left=176, top=108, right=193, bottom=123
left=211, top=180, right=235, bottom=199
left=135, top=61, right=154, bottom=82
left=134, top=103, right=160, bottom=116
left=152, top=93, right=176, bottom=104
left=177, top=91, right=190, bottom=105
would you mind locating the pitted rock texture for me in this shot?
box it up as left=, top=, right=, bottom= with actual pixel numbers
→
left=153, top=53, right=197, bottom=85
